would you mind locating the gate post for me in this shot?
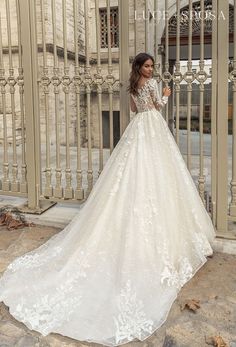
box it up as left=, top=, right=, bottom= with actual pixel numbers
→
left=19, top=0, right=40, bottom=210
left=211, top=0, right=217, bottom=227
left=216, top=0, right=229, bottom=234
left=119, top=0, right=130, bottom=135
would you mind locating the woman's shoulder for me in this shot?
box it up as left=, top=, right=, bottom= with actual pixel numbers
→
left=139, top=77, right=155, bottom=90
left=146, top=78, right=157, bottom=91
left=148, top=77, right=157, bottom=85
left=130, top=78, right=156, bottom=96
left=144, top=77, right=155, bottom=84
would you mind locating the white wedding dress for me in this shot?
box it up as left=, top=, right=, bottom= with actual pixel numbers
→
left=0, top=78, right=215, bottom=346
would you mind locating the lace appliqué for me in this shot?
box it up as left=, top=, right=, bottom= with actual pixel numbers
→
left=161, top=256, right=193, bottom=289
left=133, top=196, right=159, bottom=244
left=15, top=282, right=82, bottom=335
left=114, top=280, right=154, bottom=344
left=7, top=246, right=62, bottom=272
left=131, top=78, right=168, bottom=113
left=160, top=242, right=193, bottom=289
left=192, top=227, right=213, bottom=256
left=13, top=259, right=90, bottom=335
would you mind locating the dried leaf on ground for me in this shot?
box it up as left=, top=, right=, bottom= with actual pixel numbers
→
left=0, top=206, right=34, bottom=230
left=7, top=219, right=25, bottom=230
left=206, top=335, right=228, bottom=347
left=0, top=213, right=7, bottom=225
left=180, top=299, right=201, bottom=312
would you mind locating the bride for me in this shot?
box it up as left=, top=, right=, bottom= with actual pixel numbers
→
left=0, top=52, right=215, bottom=346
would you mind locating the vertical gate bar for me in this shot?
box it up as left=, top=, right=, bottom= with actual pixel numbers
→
left=34, top=0, right=42, bottom=201
left=16, top=0, right=27, bottom=193
left=62, top=0, right=73, bottom=198
left=84, top=0, right=93, bottom=196
left=216, top=0, right=229, bottom=233
left=19, top=0, right=40, bottom=209
left=16, top=0, right=22, bottom=72
left=106, top=0, right=114, bottom=152
left=6, top=0, right=19, bottom=192
left=0, top=13, right=10, bottom=191
left=154, top=0, right=158, bottom=62
left=164, top=0, right=169, bottom=123
left=211, top=0, right=217, bottom=225
left=164, top=0, right=169, bottom=64
left=52, top=0, right=63, bottom=198
left=186, top=0, right=193, bottom=171
left=40, top=0, right=52, bottom=197
left=229, top=0, right=236, bottom=217
left=119, top=0, right=129, bottom=135
left=40, top=0, right=47, bottom=69
left=154, top=0, right=161, bottom=90
left=197, top=0, right=206, bottom=204
left=74, top=0, right=84, bottom=200
left=106, top=0, right=114, bottom=153
left=134, top=0, right=137, bottom=55
left=145, top=0, right=149, bottom=52
left=0, top=17, right=3, bottom=68
left=95, top=0, right=104, bottom=175
left=174, top=0, right=180, bottom=146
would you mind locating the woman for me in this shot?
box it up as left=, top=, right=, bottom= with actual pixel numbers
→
left=0, top=53, right=215, bottom=346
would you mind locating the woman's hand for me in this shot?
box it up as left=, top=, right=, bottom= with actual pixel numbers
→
left=163, top=86, right=171, bottom=97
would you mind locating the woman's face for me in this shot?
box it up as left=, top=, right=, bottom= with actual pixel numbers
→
left=140, top=59, right=154, bottom=78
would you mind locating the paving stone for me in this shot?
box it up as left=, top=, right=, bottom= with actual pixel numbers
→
left=0, top=321, right=25, bottom=339
left=41, top=334, right=87, bottom=346
left=0, top=228, right=23, bottom=252
left=0, top=329, right=23, bottom=345
left=38, top=341, right=51, bottom=347
left=15, top=335, right=40, bottom=347
left=0, top=339, right=17, bottom=347
left=162, top=335, right=178, bottom=347
left=0, top=303, right=11, bottom=321
left=162, top=322, right=201, bottom=347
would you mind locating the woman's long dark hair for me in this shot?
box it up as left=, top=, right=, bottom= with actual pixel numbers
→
left=127, top=52, right=154, bottom=96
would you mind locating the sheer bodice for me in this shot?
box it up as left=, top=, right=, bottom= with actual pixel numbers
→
left=131, top=78, right=168, bottom=113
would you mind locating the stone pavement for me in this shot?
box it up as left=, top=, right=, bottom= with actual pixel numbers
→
left=0, top=224, right=236, bottom=347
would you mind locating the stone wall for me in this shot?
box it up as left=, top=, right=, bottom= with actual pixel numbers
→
left=0, top=0, right=86, bottom=146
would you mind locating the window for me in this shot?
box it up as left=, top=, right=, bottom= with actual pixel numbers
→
left=99, top=7, right=119, bottom=48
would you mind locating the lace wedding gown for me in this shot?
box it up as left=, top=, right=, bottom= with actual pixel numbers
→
left=0, top=78, right=215, bottom=346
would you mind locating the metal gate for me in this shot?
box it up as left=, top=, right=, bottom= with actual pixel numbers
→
left=0, top=0, right=234, bottom=237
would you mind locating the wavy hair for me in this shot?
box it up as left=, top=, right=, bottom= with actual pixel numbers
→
left=127, top=52, right=154, bottom=96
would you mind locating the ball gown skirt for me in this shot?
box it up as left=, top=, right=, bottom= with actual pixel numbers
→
left=0, top=105, right=215, bottom=346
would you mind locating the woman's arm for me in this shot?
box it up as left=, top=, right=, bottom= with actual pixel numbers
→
left=150, top=79, right=171, bottom=110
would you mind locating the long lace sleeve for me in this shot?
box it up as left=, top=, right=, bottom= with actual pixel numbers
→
left=149, top=79, right=168, bottom=110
